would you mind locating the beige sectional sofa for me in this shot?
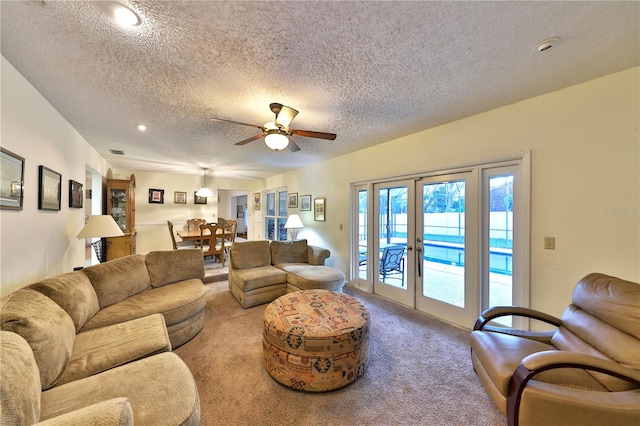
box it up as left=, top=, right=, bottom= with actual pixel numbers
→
left=228, top=239, right=346, bottom=308
left=1, top=249, right=205, bottom=425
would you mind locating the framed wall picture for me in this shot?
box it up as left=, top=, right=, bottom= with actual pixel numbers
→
left=253, top=192, right=261, bottom=210
left=237, top=211, right=244, bottom=218
left=38, top=165, right=61, bottom=211
left=299, top=194, right=311, bottom=211
left=148, top=188, right=164, bottom=204
left=314, top=197, right=326, bottom=221
left=0, top=148, right=25, bottom=210
left=194, top=192, right=207, bottom=204
left=174, top=191, right=187, bottom=204
left=69, top=180, right=83, bottom=208
left=288, top=192, right=298, bottom=208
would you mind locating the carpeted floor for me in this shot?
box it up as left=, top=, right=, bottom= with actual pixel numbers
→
left=174, top=282, right=506, bottom=426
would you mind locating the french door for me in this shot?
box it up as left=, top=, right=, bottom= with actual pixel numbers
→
left=355, top=157, right=528, bottom=329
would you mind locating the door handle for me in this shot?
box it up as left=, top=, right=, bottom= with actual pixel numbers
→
left=416, top=246, right=423, bottom=277
left=407, top=245, right=413, bottom=251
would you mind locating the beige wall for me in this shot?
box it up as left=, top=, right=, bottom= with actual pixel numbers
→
left=0, top=57, right=112, bottom=295
left=2, top=50, right=638, bottom=321
left=264, top=67, right=639, bottom=318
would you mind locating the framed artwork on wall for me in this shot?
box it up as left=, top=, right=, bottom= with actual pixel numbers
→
left=299, top=194, right=311, bottom=211
left=39, top=166, right=62, bottom=211
left=69, top=180, right=83, bottom=208
left=174, top=191, right=187, bottom=204
left=288, top=192, right=298, bottom=208
left=254, top=192, right=261, bottom=210
left=194, top=192, right=207, bottom=204
left=148, top=188, right=164, bottom=204
left=314, top=197, right=325, bottom=221
left=1, top=148, right=25, bottom=210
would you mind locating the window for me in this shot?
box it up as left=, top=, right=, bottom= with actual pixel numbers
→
left=264, top=188, right=288, bottom=241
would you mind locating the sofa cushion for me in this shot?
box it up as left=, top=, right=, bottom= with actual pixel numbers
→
left=1, top=289, right=75, bottom=390
left=270, top=239, right=308, bottom=264
left=28, top=272, right=100, bottom=332
left=82, top=279, right=206, bottom=332
left=277, top=264, right=345, bottom=291
left=57, top=314, right=171, bottom=386
left=83, top=254, right=151, bottom=309
left=145, top=249, right=204, bottom=288
left=0, top=331, right=41, bottom=425
left=230, top=265, right=287, bottom=292
left=230, top=240, right=272, bottom=269
left=40, top=353, right=200, bottom=426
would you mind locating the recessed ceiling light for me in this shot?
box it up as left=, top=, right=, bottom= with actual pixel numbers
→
left=536, top=37, right=559, bottom=52
left=102, top=2, right=141, bottom=28
left=136, top=124, right=147, bottom=132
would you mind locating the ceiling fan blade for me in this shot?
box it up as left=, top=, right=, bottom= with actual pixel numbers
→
left=291, top=129, right=337, bottom=140
left=212, top=117, right=264, bottom=130
left=274, top=105, right=298, bottom=128
left=235, top=133, right=265, bottom=146
left=288, top=138, right=301, bottom=152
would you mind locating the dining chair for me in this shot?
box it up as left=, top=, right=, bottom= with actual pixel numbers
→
left=167, top=220, right=193, bottom=250
left=187, top=218, right=207, bottom=247
left=379, top=245, right=405, bottom=285
left=198, top=223, right=226, bottom=266
left=223, top=219, right=238, bottom=253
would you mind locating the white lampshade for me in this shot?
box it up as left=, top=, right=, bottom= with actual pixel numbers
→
left=284, top=214, right=304, bottom=240
left=264, top=132, right=290, bottom=151
left=77, top=215, right=124, bottom=238
left=284, top=214, right=304, bottom=229
left=195, top=168, right=213, bottom=197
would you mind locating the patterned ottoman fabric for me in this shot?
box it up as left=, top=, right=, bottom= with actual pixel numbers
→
left=262, top=289, right=370, bottom=392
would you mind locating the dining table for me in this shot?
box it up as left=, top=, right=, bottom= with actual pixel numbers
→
left=176, top=228, right=235, bottom=244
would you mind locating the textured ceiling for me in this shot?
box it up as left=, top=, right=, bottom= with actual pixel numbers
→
left=1, top=1, right=638, bottom=179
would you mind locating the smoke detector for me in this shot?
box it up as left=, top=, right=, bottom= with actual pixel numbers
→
left=536, top=37, right=559, bottom=52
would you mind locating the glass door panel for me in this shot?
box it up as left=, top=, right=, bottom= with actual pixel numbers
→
left=416, top=172, right=478, bottom=327
left=357, top=188, right=368, bottom=280
left=373, top=180, right=414, bottom=307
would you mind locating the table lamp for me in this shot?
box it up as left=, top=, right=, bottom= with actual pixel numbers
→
left=284, top=214, right=304, bottom=240
left=77, top=215, right=124, bottom=262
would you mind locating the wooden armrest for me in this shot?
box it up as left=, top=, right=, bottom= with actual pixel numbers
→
left=507, top=351, right=640, bottom=426
left=473, top=306, right=562, bottom=331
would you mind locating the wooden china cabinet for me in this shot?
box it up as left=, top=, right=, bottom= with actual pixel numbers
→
left=106, top=174, right=136, bottom=261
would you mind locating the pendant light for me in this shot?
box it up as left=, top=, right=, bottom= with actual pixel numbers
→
left=195, top=168, right=214, bottom=197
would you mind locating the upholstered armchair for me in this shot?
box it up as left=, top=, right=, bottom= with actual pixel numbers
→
left=470, top=273, right=640, bottom=426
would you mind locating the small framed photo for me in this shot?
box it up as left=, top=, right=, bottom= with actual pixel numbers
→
left=300, top=194, right=311, bottom=211
left=148, top=188, right=164, bottom=204
left=254, top=192, right=261, bottom=210
left=314, top=197, right=326, bottom=221
left=39, top=166, right=62, bottom=211
left=69, top=180, right=83, bottom=208
left=237, top=205, right=244, bottom=213
left=237, top=211, right=244, bottom=218
left=288, top=192, right=298, bottom=208
left=194, top=192, right=207, bottom=205
left=1, top=148, right=25, bottom=210
left=174, top=191, right=187, bottom=204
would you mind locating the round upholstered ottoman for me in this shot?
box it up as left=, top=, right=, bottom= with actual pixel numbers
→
left=262, top=289, right=370, bottom=392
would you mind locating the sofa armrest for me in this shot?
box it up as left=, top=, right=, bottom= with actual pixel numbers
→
left=307, top=245, right=330, bottom=265
left=37, top=398, right=133, bottom=426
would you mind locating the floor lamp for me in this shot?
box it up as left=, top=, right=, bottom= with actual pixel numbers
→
left=77, top=215, right=124, bottom=263
left=284, top=214, right=304, bottom=240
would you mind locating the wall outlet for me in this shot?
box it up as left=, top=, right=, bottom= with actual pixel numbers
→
left=544, top=237, right=556, bottom=250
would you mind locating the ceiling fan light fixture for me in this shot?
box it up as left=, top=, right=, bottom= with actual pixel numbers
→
left=264, top=132, right=290, bottom=151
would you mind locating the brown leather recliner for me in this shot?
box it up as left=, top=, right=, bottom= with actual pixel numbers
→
left=470, top=273, right=640, bottom=426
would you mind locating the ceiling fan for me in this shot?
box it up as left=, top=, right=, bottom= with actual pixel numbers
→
left=211, top=103, right=337, bottom=152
